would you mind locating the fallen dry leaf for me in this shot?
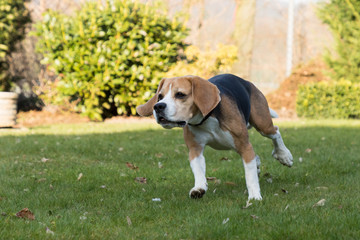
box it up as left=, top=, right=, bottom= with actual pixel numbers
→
left=242, top=199, right=253, bottom=209
left=313, top=199, right=326, bottom=207
left=155, top=153, right=164, bottom=158
left=281, top=188, right=289, bottom=194
left=126, top=216, right=132, bottom=226
left=206, top=177, right=217, bottom=181
left=126, top=162, right=138, bottom=170
left=305, top=148, right=312, bottom=153
left=41, top=158, right=49, bottom=163
left=135, top=177, right=147, bottom=184
left=46, top=227, right=54, bottom=235
left=251, top=215, right=259, bottom=219
left=214, top=179, right=221, bottom=184
left=77, top=173, right=83, bottom=181
left=222, top=218, right=230, bottom=224
left=16, top=208, right=35, bottom=220
left=37, top=178, right=46, bottom=183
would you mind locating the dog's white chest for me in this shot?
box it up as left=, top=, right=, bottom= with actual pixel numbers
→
left=189, top=117, right=235, bottom=150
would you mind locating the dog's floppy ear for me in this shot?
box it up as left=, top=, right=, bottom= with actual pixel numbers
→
left=190, top=76, right=221, bottom=117
left=136, top=79, right=165, bottom=116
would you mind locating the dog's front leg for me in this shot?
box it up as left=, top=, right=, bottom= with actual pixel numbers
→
left=189, top=150, right=208, bottom=199
left=184, top=126, right=207, bottom=199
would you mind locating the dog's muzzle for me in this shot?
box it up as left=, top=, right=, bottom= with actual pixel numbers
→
left=153, top=102, right=186, bottom=127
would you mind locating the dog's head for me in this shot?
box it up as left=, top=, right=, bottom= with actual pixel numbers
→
left=136, top=75, right=221, bottom=129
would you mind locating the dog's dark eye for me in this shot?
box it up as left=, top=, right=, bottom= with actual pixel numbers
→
left=158, top=94, right=164, bottom=101
left=175, top=92, right=186, bottom=99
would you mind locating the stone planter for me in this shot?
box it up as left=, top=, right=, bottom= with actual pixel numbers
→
left=0, top=92, right=18, bottom=127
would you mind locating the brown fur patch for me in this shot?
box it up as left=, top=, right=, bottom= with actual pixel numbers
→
left=183, top=125, right=203, bottom=160
left=217, top=95, right=255, bottom=163
left=190, top=76, right=221, bottom=117
left=248, top=83, right=277, bottom=135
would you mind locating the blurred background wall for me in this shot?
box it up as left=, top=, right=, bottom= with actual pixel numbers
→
left=11, top=0, right=332, bottom=110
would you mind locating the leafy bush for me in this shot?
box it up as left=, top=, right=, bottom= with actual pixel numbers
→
left=318, top=0, right=360, bottom=83
left=35, top=0, right=188, bottom=120
left=296, top=80, right=360, bottom=119
left=0, top=0, right=31, bottom=91
left=166, top=44, right=238, bottom=79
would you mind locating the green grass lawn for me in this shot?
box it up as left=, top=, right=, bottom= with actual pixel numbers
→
left=1, top=119, right=360, bottom=239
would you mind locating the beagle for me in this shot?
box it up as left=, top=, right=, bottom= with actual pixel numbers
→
left=136, top=74, right=293, bottom=200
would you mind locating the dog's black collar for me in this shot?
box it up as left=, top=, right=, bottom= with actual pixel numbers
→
left=188, top=111, right=213, bottom=127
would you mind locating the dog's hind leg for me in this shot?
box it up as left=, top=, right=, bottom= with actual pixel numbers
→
left=235, top=136, right=262, bottom=200
left=248, top=84, right=293, bottom=167
left=264, top=127, right=293, bottom=167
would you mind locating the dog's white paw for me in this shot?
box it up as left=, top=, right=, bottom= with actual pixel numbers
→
left=189, top=187, right=207, bottom=199
left=248, top=190, right=262, bottom=201
left=272, top=148, right=293, bottom=167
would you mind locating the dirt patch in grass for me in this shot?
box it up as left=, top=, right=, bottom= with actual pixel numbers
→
left=266, top=59, right=330, bottom=118
left=16, top=110, right=154, bottom=127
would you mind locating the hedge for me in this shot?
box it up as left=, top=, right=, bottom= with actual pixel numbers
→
left=296, top=80, right=360, bottom=119
left=166, top=44, right=238, bottom=79
left=318, top=0, right=360, bottom=83
left=35, top=0, right=188, bottom=120
left=0, top=0, right=31, bottom=90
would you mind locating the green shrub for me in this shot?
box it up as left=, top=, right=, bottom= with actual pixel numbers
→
left=166, top=44, right=238, bottom=79
left=296, top=80, right=360, bottom=119
left=35, top=0, right=188, bottom=120
left=318, top=0, right=360, bottom=83
left=0, top=0, right=31, bottom=91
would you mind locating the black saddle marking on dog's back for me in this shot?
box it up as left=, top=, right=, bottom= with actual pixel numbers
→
left=209, top=74, right=251, bottom=124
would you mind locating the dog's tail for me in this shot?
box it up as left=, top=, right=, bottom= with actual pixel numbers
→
left=269, top=108, right=279, bottom=118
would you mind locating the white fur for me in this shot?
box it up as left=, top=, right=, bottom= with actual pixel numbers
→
left=189, top=152, right=208, bottom=196
left=265, top=128, right=293, bottom=167
left=243, top=157, right=262, bottom=200
left=189, top=117, right=235, bottom=150
left=269, top=108, right=279, bottom=118
left=158, top=84, right=176, bottom=118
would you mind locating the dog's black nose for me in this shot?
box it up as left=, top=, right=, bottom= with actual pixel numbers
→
left=154, top=102, right=166, bottom=113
